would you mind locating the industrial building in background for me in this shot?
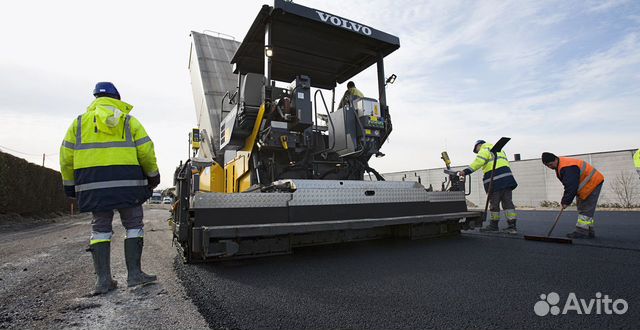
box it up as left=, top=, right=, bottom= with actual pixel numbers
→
left=383, top=149, right=640, bottom=209
left=170, top=0, right=483, bottom=262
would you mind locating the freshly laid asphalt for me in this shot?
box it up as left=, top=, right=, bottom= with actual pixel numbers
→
left=177, top=210, right=640, bottom=329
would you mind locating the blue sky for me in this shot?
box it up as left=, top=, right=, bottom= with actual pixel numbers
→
left=0, top=0, right=638, bottom=186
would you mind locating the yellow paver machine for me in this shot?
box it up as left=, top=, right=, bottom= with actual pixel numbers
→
left=171, top=0, right=484, bottom=262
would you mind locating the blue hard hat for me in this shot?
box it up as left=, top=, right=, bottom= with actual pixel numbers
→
left=473, top=139, right=486, bottom=152
left=93, top=82, right=120, bottom=99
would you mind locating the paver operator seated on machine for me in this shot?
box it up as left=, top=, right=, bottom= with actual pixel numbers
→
left=338, top=81, right=364, bottom=109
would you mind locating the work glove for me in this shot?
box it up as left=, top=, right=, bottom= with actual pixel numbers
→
left=147, top=174, right=161, bottom=190
left=64, top=185, right=76, bottom=198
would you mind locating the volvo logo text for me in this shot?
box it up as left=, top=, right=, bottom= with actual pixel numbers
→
left=316, top=11, right=372, bottom=36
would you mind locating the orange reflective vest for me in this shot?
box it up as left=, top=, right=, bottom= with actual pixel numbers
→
left=556, top=157, right=604, bottom=200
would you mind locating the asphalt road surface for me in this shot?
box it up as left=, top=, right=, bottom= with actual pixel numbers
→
left=2, top=208, right=639, bottom=329
left=177, top=210, right=640, bottom=329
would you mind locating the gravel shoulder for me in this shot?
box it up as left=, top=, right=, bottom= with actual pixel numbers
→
left=0, top=205, right=208, bottom=329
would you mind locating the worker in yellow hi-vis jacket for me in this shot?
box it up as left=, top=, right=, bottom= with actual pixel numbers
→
left=59, top=82, right=159, bottom=295
left=458, top=140, right=518, bottom=234
left=634, top=149, right=640, bottom=179
left=338, top=81, right=365, bottom=108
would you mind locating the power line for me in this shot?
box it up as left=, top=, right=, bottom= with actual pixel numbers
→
left=0, top=144, right=44, bottom=156
left=0, top=144, right=59, bottom=157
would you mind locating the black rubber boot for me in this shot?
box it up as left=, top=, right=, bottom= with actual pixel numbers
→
left=588, top=227, right=595, bottom=238
left=124, top=237, right=157, bottom=287
left=479, top=220, right=499, bottom=232
left=89, top=242, right=118, bottom=295
left=567, top=227, right=592, bottom=239
left=566, top=231, right=590, bottom=239
left=502, top=219, right=517, bottom=235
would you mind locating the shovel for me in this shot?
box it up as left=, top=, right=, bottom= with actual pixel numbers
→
left=524, top=207, right=573, bottom=244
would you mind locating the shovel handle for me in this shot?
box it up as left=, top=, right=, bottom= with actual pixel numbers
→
left=547, top=208, right=565, bottom=237
left=482, top=151, right=499, bottom=217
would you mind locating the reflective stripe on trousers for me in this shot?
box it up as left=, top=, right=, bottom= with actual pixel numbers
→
left=576, top=214, right=594, bottom=229
left=90, top=231, right=113, bottom=245
left=504, top=209, right=517, bottom=220
left=490, top=211, right=501, bottom=221
left=126, top=228, right=144, bottom=239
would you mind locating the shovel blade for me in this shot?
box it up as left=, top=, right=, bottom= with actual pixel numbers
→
left=490, top=137, right=511, bottom=153
left=524, top=235, right=573, bottom=244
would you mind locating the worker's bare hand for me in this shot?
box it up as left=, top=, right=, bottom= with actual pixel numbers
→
left=561, top=204, right=568, bottom=210
left=457, top=171, right=465, bottom=177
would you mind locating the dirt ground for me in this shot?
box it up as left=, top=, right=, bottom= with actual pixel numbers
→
left=0, top=205, right=208, bottom=329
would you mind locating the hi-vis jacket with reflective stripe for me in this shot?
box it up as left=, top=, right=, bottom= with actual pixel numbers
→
left=59, top=97, right=158, bottom=212
left=463, top=143, right=517, bottom=193
left=339, top=87, right=365, bottom=108
left=634, top=149, right=640, bottom=176
left=556, top=157, right=604, bottom=202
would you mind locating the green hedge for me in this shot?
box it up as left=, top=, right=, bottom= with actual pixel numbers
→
left=0, top=151, right=70, bottom=215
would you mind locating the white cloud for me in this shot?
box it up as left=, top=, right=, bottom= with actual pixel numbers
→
left=1, top=0, right=638, bottom=185
left=587, top=0, right=630, bottom=12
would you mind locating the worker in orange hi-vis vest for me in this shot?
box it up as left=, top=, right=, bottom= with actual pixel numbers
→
left=541, top=152, right=604, bottom=239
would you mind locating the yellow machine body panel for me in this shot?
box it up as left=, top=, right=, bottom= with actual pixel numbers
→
left=223, top=104, right=266, bottom=193
left=224, top=163, right=235, bottom=193
left=199, top=162, right=224, bottom=192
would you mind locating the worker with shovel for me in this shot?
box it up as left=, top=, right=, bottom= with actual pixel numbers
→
left=541, top=152, right=604, bottom=239
left=458, top=140, right=518, bottom=234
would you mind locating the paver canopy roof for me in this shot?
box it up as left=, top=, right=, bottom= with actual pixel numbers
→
left=231, top=0, right=400, bottom=89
